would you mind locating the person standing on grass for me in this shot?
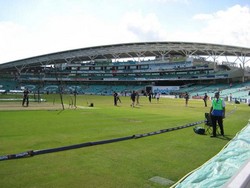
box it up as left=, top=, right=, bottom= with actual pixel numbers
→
left=210, top=92, right=226, bottom=137
left=156, top=92, right=160, bottom=103
left=184, top=92, right=189, bottom=107
left=22, top=88, right=29, bottom=107
left=130, top=91, right=136, bottom=107
left=136, top=91, right=140, bottom=105
left=117, top=92, right=122, bottom=103
left=203, top=93, right=208, bottom=107
left=113, top=92, right=118, bottom=106
left=229, top=93, right=233, bottom=103
left=148, top=91, right=152, bottom=103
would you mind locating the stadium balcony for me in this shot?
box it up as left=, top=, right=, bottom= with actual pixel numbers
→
left=42, top=85, right=59, bottom=94
left=83, top=85, right=109, bottom=95
left=222, top=87, right=250, bottom=103
left=184, top=82, right=249, bottom=103
left=0, top=80, right=19, bottom=91
left=22, top=84, right=37, bottom=92
left=178, top=84, right=207, bottom=93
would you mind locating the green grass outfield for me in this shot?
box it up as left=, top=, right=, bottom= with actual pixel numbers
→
left=0, top=94, right=249, bottom=188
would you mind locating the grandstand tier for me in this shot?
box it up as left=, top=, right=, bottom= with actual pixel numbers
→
left=0, top=42, right=249, bottom=102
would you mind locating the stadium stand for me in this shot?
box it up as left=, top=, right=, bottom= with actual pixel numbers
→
left=0, top=42, right=249, bottom=102
left=0, top=42, right=249, bottom=187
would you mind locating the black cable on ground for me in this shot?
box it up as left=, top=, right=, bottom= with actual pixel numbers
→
left=133, top=120, right=205, bottom=139
left=34, top=136, right=134, bottom=156
left=0, top=120, right=204, bottom=161
left=0, top=107, right=236, bottom=161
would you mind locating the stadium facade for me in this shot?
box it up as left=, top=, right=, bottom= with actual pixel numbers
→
left=0, top=42, right=250, bottom=95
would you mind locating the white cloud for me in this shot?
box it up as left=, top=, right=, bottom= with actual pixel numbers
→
left=150, top=0, right=190, bottom=4
left=193, top=14, right=214, bottom=20
left=0, top=13, right=138, bottom=63
left=122, top=11, right=166, bottom=41
left=190, top=5, right=250, bottom=47
left=0, top=21, right=32, bottom=62
left=0, top=4, right=249, bottom=64
left=119, top=4, right=250, bottom=49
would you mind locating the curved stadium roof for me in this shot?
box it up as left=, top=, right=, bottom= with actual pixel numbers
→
left=1, top=41, right=250, bottom=71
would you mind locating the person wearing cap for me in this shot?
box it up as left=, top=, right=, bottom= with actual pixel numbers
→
left=209, top=92, right=226, bottom=137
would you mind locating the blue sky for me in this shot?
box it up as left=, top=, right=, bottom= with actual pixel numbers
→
left=0, top=0, right=250, bottom=64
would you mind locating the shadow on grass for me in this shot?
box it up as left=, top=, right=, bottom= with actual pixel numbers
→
left=57, top=110, right=64, bottom=115
left=217, top=135, right=232, bottom=141
left=208, top=134, right=232, bottom=141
